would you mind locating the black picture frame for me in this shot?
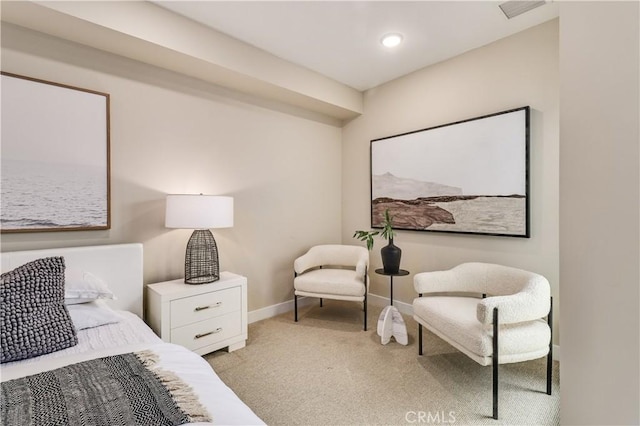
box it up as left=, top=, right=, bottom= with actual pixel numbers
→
left=370, top=106, right=530, bottom=238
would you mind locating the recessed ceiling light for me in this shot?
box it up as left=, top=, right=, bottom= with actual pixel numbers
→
left=381, top=33, right=403, bottom=48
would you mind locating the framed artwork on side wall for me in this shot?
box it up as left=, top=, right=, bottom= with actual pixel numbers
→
left=1, top=72, right=110, bottom=233
left=370, top=106, right=530, bottom=238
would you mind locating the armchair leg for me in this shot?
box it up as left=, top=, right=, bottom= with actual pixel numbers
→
left=320, top=298, right=323, bottom=307
left=417, top=292, right=423, bottom=356
left=493, top=307, right=499, bottom=420
left=294, top=271, right=298, bottom=323
left=363, top=291, right=368, bottom=331
left=547, top=297, right=553, bottom=395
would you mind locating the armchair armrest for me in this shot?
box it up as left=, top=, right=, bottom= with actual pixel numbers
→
left=477, top=293, right=550, bottom=325
left=294, top=252, right=317, bottom=275
left=355, top=259, right=367, bottom=282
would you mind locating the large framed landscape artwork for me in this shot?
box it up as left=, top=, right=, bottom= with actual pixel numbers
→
left=0, top=72, right=110, bottom=233
left=371, top=107, right=530, bottom=238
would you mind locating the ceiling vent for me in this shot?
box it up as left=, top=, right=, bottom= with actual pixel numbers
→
left=499, top=1, right=546, bottom=19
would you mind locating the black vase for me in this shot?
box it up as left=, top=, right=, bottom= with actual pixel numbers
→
left=381, top=237, right=401, bottom=274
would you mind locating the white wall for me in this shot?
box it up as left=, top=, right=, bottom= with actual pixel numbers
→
left=0, top=24, right=343, bottom=311
left=559, top=2, right=640, bottom=424
left=342, top=20, right=560, bottom=339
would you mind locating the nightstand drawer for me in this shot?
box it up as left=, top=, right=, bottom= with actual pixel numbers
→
left=170, top=312, right=241, bottom=351
left=170, top=286, right=241, bottom=329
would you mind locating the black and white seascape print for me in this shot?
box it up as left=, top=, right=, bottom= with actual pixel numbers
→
left=0, top=73, right=109, bottom=232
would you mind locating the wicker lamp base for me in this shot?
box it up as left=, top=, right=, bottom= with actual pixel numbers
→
left=184, top=229, right=219, bottom=284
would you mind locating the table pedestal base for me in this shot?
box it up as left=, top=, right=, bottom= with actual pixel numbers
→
left=376, top=305, right=408, bottom=345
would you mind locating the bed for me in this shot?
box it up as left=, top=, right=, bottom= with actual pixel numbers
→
left=0, top=243, right=264, bottom=425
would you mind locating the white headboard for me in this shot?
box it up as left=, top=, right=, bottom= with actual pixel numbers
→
left=0, top=244, right=144, bottom=317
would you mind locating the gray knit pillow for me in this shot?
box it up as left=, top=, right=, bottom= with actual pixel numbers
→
left=1, top=256, right=78, bottom=363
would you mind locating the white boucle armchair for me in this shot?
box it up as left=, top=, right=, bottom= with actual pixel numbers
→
left=294, top=245, right=369, bottom=331
left=412, top=262, right=552, bottom=420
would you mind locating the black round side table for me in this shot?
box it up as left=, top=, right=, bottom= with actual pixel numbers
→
left=374, top=268, right=410, bottom=306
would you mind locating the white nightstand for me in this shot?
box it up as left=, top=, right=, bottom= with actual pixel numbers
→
left=146, top=272, right=248, bottom=355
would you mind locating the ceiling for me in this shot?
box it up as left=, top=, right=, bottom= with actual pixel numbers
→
left=154, top=1, right=559, bottom=91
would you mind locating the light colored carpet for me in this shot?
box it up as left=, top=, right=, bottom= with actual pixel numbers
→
left=205, top=301, right=559, bottom=425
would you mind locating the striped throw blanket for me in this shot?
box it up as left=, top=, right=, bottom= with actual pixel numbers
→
left=1, top=350, right=211, bottom=425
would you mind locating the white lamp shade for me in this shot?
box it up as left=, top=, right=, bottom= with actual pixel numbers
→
left=165, top=194, right=233, bottom=229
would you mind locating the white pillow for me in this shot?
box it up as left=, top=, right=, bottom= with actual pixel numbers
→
left=66, top=300, right=123, bottom=330
left=65, top=268, right=115, bottom=304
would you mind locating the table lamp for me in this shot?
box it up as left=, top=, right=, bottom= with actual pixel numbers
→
left=165, top=194, right=234, bottom=284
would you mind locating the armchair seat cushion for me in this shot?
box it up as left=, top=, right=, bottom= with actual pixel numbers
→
left=295, top=269, right=365, bottom=299
left=413, top=296, right=550, bottom=366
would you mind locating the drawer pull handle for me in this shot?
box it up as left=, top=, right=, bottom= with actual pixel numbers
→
left=195, top=328, right=222, bottom=339
left=194, top=302, right=222, bottom=312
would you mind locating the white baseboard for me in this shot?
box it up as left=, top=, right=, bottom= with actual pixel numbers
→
left=247, top=293, right=395, bottom=324
left=249, top=293, right=561, bottom=361
left=367, top=292, right=414, bottom=316
left=247, top=295, right=315, bottom=324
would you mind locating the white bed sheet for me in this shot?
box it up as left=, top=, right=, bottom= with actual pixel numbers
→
left=1, top=312, right=264, bottom=426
